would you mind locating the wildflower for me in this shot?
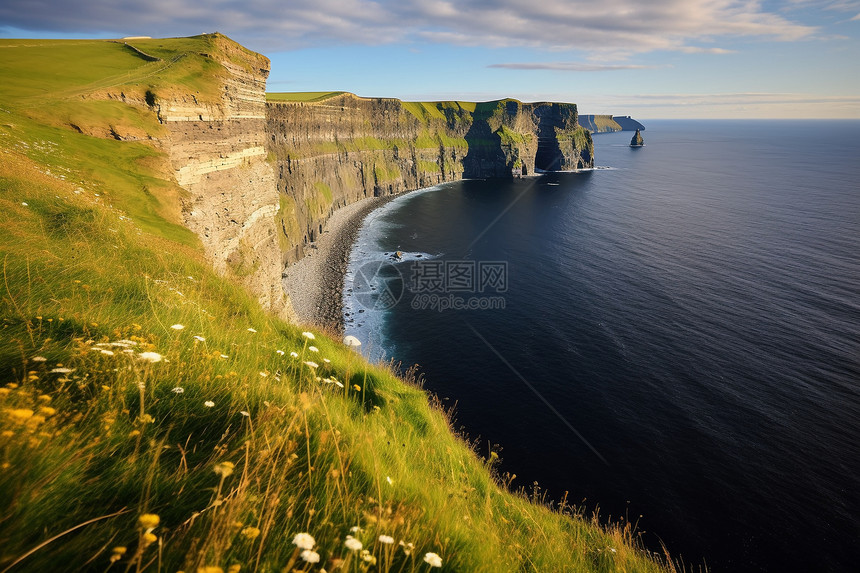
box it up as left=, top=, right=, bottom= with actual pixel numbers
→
left=138, top=352, right=163, bottom=363
left=138, top=514, right=160, bottom=530
left=247, top=327, right=257, bottom=333
left=21, top=202, right=28, bottom=206
left=220, top=354, right=229, bottom=359
left=423, top=552, right=443, bottom=567
left=333, top=380, right=344, bottom=388
left=259, top=371, right=268, bottom=377
left=276, top=349, right=285, bottom=355
left=399, top=541, right=414, bottom=556
left=353, top=384, right=361, bottom=392
left=302, top=331, right=315, bottom=340
left=172, top=387, right=185, bottom=394
left=300, top=550, right=320, bottom=563
left=49, top=367, right=75, bottom=374
left=100, top=349, right=115, bottom=356
left=240, top=526, right=260, bottom=540
left=308, top=346, right=319, bottom=353
left=139, top=414, right=155, bottom=424
left=349, top=526, right=363, bottom=533
left=204, top=400, right=215, bottom=408
left=343, top=335, right=361, bottom=348
left=379, top=535, right=394, bottom=544
left=240, top=411, right=250, bottom=417
left=194, top=335, right=206, bottom=342
left=228, top=566, right=241, bottom=573
left=197, top=567, right=223, bottom=573
left=323, top=358, right=331, bottom=364
left=142, top=532, right=158, bottom=546
left=386, top=476, right=393, bottom=485
left=31, top=356, right=47, bottom=362
left=344, top=535, right=362, bottom=552
left=292, top=532, right=316, bottom=550
left=214, top=461, right=234, bottom=477
left=6, top=408, right=34, bottom=422
left=303, top=361, right=319, bottom=369
left=290, top=351, right=298, bottom=358
left=109, top=546, right=126, bottom=563
left=129, top=430, right=141, bottom=438
left=360, top=550, right=376, bottom=565
left=39, top=406, right=56, bottom=417
left=171, top=324, right=185, bottom=330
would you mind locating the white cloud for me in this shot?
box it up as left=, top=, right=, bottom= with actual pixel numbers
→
left=0, top=0, right=818, bottom=55
left=488, top=62, right=659, bottom=72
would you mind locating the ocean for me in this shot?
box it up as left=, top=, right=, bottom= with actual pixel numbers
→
left=343, top=120, right=860, bottom=571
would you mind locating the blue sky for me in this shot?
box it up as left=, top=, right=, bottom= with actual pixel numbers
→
left=2, top=0, right=859, bottom=118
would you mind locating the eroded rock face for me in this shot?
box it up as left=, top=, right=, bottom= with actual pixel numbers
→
left=266, top=96, right=594, bottom=264
left=158, top=42, right=292, bottom=320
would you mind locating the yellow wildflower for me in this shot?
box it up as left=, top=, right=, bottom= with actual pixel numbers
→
left=138, top=513, right=160, bottom=530
left=240, top=526, right=260, bottom=540
left=37, top=395, right=52, bottom=402
left=227, top=565, right=241, bottom=573
left=7, top=408, right=34, bottom=423
left=214, top=461, right=234, bottom=477
left=141, top=532, right=157, bottom=546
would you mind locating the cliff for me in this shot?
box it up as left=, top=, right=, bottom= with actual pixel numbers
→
left=267, top=95, right=593, bottom=263
left=579, top=114, right=646, bottom=132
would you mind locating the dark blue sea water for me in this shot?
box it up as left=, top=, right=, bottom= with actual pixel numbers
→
left=343, top=121, right=860, bottom=572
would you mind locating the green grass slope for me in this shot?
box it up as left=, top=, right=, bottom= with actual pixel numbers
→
left=1, top=36, right=675, bottom=572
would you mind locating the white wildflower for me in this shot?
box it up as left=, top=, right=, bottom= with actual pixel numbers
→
left=99, top=349, right=115, bottom=356
left=399, top=541, right=414, bottom=555
left=49, top=367, right=75, bottom=374
left=259, top=371, right=268, bottom=377
left=302, top=331, right=315, bottom=340
left=308, top=346, right=319, bottom=353
left=240, top=411, right=250, bottom=417
left=292, top=532, right=315, bottom=550
left=350, top=526, right=363, bottom=533
left=343, top=335, right=361, bottom=348
left=30, top=356, right=47, bottom=362
left=170, top=324, right=184, bottom=330
left=344, top=535, right=362, bottom=551
left=378, top=535, right=394, bottom=544
left=172, top=387, right=184, bottom=394
left=193, top=335, right=206, bottom=342
left=247, top=327, right=257, bottom=333
left=300, top=549, right=320, bottom=563
left=386, top=476, right=393, bottom=485
left=361, top=550, right=376, bottom=565
left=220, top=354, right=229, bottom=359
left=290, top=351, right=298, bottom=358
left=424, top=552, right=442, bottom=567
left=204, top=400, right=215, bottom=408
left=276, top=349, right=285, bottom=355
left=137, top=352, right=163, bottom=363
left=303, top=361, right=319, bottom=369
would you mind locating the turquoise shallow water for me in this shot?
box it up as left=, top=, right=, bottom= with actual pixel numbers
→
left=344, top=121, right=860, bottom=571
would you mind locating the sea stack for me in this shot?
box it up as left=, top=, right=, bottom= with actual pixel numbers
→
left=630, top=129, right=644, bottom=147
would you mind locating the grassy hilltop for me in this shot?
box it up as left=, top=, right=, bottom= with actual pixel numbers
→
left=1, top=35, right=673, bottom=572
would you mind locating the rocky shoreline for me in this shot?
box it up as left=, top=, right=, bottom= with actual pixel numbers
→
left=281, top=195, right=394, bottom=334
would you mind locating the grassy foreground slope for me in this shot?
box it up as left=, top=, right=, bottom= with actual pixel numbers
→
left=1, top=37, right=672, bottom=572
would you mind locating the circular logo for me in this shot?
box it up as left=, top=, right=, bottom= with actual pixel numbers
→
left=352, top=260, right=404, bottom=311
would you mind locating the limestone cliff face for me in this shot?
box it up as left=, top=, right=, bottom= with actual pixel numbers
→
left=267, top=95, right=593, bottom=263
left=155, top=38, right=291, bottom=319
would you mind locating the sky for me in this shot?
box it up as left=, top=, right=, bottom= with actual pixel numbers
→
left=2, top=0, right=860, bottom=118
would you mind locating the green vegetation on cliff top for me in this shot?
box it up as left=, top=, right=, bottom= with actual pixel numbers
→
left=1, top=36, right=675, bottom=572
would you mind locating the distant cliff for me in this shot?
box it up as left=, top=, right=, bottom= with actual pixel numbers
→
left=579, top=114, right=645, bottom=132
left=267, top=95, right=593, bottom=263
